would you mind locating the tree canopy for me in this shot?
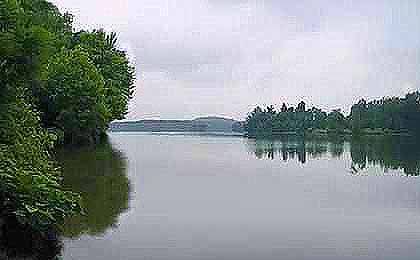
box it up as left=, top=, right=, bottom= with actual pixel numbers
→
left=40, top=47, right=109, bottom=144
left=350, top=92, right=420, bottom=134
left=246, top=92, right=420, bottom=137
left=0, top=0, right=135, bottom=236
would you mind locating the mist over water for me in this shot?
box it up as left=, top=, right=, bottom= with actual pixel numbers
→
left=59, top=133, right=420, bottom=260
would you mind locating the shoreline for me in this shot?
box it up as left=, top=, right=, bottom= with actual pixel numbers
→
left=245, top=129, right=413, bottom=139
left=109, top=129, right=414, bottom=139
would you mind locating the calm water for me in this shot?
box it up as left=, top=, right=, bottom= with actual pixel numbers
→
left=58, top=133, right=420, bottom=260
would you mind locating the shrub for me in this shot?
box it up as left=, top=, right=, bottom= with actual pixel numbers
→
left=0, top=92, right=82, bottom=231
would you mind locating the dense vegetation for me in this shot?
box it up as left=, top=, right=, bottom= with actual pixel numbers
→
left=246, top=92, right=420, bottom=137
left=350, top=92, right=420, bottom=134
left=0, top=0, right=135, bottom=243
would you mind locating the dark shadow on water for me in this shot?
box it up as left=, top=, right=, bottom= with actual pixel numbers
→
left=0, top=138, right=131, bottom=259
left=350, top=135, right=420, bottom=176
left=246, top=135, right=420, bottom=176
left=0, top=215, right=62, bottom=260
left=55, top=138, right=132, bottom=239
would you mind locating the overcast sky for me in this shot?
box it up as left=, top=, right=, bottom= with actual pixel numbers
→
left=51, top=0, right=420, bottom=120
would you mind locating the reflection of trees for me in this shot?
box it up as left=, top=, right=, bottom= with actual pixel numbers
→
left=247, top=136, right=420, bottom=176
left=55, top=139, right=131, bottom=238
left=0, top=139, right=130, bottom=259
left=247, top=136, right=342, bottom=164
left=350, top=136, right=420, bottom=176
left=328, top=138, right=345, bottom=158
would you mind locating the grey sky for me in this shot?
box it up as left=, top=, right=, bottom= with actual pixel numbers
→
left=51, top=0, right=420, bottom=120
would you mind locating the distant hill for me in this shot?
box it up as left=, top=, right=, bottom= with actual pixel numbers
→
left=109, top=117, right=245, bottom=133
left=192, top=117, right=236, bottom=132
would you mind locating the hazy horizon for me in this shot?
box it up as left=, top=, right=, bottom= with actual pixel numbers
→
left=51, top=0, right=420, bottom=121
left=112, top=115, right=241, bottom=123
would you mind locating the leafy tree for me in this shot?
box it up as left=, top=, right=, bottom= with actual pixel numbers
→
left=0, top=89, right=82, bottom=231
left=0, top=0, right=135, bottom=236
left=1, top=0, right=82, bottom=233
left=246, top=106, right=267, bottom=137
left=69, top=30, right=135, bottom=121
left=246, top=101, right=348, bottom=137
left=295, top=101, right=308, bottom=131
left=40, top=47, right=110, bottom=144
left=246, top=91, right=420, bottom=138
left=325, top=109, right=347, bottom=131
left=401, top=92, right=420, bottom=133
left=309, top=107, right=327, bottom=129
left=348, top=92, right=419, bottom=135
left=0, top=0, right=73, bottom=98
left=34, top=29, right=135, bottom=144
left=350, top=99, right=367, bottom=133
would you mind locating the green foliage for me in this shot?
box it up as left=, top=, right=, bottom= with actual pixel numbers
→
left=350, top=92, right=420, bottom=134
left=0, top=0, right=135, bottom=234
left=2, top=0, right=135, bottom=145
left=0, top=93, right=82, bottom=231
left=246, top=101, right=348, bottom=137
left=400, top=92, right=420, bottom=133
left=40, top=47, right=110, bottom=144
left=325, top=109, right=347, bottom=131
left=35, top=29, right=135, bottom=144
left=69, top=30, right=135, bottom=121
left=247, top=92, right=420, bottom=137
left=246, top=106, right=275, bottom=137
left=0, top=0, right=72, bottom=94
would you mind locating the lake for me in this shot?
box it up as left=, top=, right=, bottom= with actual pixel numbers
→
left=58, top=133, right=420, bottom=260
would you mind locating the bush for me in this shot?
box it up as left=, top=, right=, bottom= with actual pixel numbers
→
left=0, top=92, right=82, bottom=231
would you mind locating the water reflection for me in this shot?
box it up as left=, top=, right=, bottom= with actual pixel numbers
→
left=247, top=136, right=344, bottom=162
left=247, top=135, right=420, bottom=176
left=350, top=136, right=420, bottom=176
left=61, top=133, right=420, bottom=260
left=55, top=140, right=131, bottom=238
left=0, top=139, right=129, bottom=260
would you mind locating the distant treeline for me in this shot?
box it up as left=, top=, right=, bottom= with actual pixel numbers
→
left=246, top=92, right=420, bottom=137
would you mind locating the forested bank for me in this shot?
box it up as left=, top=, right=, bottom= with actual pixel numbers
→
left=245, top=92, right=420, bottom=137
left=0, top=0, right=134, bottom=257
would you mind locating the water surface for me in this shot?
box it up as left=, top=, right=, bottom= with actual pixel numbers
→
left=59, top=133, right=420, bottom=260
